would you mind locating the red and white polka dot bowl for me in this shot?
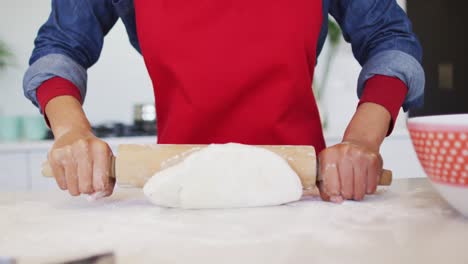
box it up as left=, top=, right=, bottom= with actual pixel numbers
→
left=407, top=114, right=468, bottom=217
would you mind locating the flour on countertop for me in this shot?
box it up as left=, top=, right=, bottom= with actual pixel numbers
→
left=1, top=180, right=466, bottom=264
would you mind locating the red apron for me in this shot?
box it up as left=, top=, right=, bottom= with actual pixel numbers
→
left=135, top=0, right=325, bottom=152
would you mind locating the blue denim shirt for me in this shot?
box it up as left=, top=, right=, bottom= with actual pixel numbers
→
left=24, top=0, right=424, bottom=112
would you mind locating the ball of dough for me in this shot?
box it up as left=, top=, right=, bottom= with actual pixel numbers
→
left=143, top=143, right=303, bottom=209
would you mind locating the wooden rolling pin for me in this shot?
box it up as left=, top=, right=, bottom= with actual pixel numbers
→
left=42, top=144, right=392, bottom=193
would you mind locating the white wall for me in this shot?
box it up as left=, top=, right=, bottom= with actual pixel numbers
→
left=315, top=34, right=408, bottom=137
left=315, top=0, right=407, bottom=137
left=0, top=0, right=408, bottom=136
left=0, top=1, right=152, bottom=125
left=0, top=1, right=50, bottom=117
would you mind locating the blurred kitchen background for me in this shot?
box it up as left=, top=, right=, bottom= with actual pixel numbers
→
left=0, top=0, right=466, bottom=190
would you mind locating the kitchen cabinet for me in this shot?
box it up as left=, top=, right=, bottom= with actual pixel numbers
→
left=29, top=151, right=56, bottom=191
left=0, top=153, right=29, bottom=191
left=408, top=0, right=468, bottom=117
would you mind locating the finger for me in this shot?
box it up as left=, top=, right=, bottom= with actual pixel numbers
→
left=366, top=154, right=382, bottom=194
left=92, top=142, right=112, bottom=195
left=49, top=150, right=66, bottom=190
left=104, top=177, right=116, bottom=197
left=318, top=151, right=342, bottom=202
left=96, top=172, right=116, bottom=198
left=338, top=157, right=354, bottom=200
left=73, top=140, right=94, bottom=194
left=353, top=158, right=367, bottom=201
left=317, top=180, right=330, bottom=201
left=61, top=148, right=79, bottom=196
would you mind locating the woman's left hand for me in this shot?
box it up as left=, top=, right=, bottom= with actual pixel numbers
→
left=317, top=140, right=383, bottom=203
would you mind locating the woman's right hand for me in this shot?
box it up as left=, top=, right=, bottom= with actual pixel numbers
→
left=48, top=129, right=115, bottom=197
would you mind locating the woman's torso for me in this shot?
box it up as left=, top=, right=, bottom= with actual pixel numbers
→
left=134, top=0, right=325, bottom=151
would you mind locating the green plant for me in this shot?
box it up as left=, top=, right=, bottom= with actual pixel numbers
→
left=313, top=17, right=342, bottom=130
left=0, top=40, right=13, bottom=71
left=314, top=17, right=341, bottom=100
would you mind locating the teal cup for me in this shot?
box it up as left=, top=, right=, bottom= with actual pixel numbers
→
left=0, top=116, right=22, bottom=142
left=20, top=115, right=48, bottom=141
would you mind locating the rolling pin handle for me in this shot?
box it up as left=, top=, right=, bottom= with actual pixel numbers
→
left=315, top=163, right=392, bottom=186
left=42, top=161, right=53, bottom=178
left=380, top=169, right=392, bottom=186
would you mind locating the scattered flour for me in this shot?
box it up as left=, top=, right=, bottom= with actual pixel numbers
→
left=1, top=180, right=467, bottom=264
left=85, top=191, right=107, bottom=202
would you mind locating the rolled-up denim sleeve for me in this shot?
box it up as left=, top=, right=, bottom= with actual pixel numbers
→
left=329, top=0, right=425, bottom=111
left=24, top=54, right=87, bottom=109
left=23, top=0, right=119, bottom=111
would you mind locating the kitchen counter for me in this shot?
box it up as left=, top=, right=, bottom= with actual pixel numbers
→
left=1, top=178, right=467, bottom=264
